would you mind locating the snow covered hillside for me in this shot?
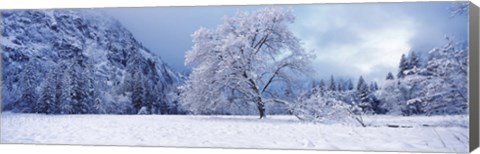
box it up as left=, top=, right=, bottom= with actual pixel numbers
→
left=0, top=113, right=468, bottom=153
left=1, top=10, right=183, bottom=114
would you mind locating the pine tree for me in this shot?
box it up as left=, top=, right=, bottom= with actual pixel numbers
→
left=36, top=69, right=56, bottom=114
left=318, top=80, right=326, bottom=92
left=328, top=75, right=336, bottom=91
left=347, top=79, right=354, bottom=91
left=386, top=72, right=395, bottom=80
left=83, top=60, right=96, bottom=113
left=132, top=71, right=146, bottom=113
left=91, top=70, right=105, bottom=114
left=310, top=80, right=319, bottom=94
left=69, top=61, right=91, bottom=114
left=16, top=59, right=38, bottom=113
left=121, top=72, right=134, bottom=94
left=60, top=68, right=74, bottom=114
left=337, top=82, right=343, bottom=92
left=356, top=76, right=366, bottom=91
left=397, top=54, right=408, bottom=79
left=143, top=79, right=157, bottom=114
left=93, top=96, right=104, bottom=114
left=369, top=82, right=376, bottom=91
left=358, top=82, right=371, bottom=113
left=369, top=94, right=385, bottom=114
left=53, top=64, right=65, bottom=114
left=356, top=76, right=372, bottom=113
left=154, top=84, right=168, bottom=114
left=409, top=51, right=420, bottom=69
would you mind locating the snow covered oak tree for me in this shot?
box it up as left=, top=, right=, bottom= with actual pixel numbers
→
left=182, top=7, right=314, bottom=118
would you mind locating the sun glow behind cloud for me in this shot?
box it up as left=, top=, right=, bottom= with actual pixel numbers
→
left=291, top=4, right=418, bottom=82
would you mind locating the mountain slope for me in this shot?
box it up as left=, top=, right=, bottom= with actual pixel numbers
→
left=1, top=9, right=183, bottom=114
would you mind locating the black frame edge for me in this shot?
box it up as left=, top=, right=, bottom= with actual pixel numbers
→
left=470, top=1, right=480, bottom=152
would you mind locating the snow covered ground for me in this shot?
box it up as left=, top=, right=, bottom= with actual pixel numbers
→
left=0, top=112, right=468, bottom=153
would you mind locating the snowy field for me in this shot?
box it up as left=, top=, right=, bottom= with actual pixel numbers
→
left=0, top=112, right=468, bottom=153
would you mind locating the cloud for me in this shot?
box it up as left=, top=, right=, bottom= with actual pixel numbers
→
left=103, top=2, right=467, bottom=82
left=289, top=2, right=466, bottom=83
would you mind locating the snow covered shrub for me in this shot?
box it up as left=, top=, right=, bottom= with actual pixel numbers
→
left=291, top=91, right=366, bottom=126
left=378, top=80, right=405, bottom=115
left=137, top=106, right=149, bottom=115
left=93, top=92, right=132, bottom=114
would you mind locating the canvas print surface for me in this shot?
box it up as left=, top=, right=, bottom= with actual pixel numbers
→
left=0, top=2, right=471, bottom=153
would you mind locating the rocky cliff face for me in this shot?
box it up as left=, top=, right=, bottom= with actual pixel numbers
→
left=1, top=9, right=183, bottom=114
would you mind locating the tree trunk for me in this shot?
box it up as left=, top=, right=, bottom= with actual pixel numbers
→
left=256, top=97, right=266, bottom=119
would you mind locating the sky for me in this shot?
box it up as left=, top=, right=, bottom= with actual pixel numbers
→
left=102, top=2, right=468, bottom=83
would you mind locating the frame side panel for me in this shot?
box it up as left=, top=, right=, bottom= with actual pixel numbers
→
left=470, top=1, right=480, bottom=152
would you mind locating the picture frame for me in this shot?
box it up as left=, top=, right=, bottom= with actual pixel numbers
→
left=1, top=0, right=479, bottom=153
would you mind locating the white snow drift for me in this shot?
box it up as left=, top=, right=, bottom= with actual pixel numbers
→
left=1, top=113, right=468, bottom=153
